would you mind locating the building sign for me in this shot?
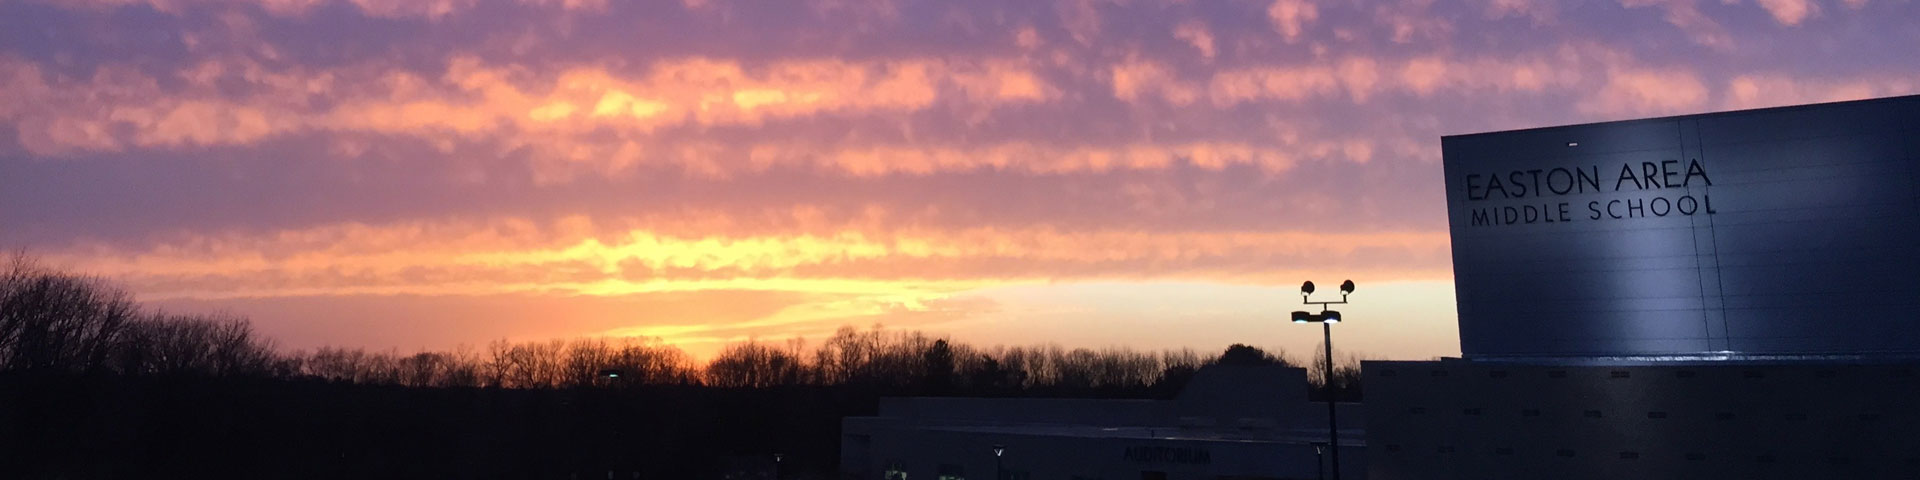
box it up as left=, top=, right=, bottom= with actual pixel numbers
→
left=1123, top=446, right=1211, bottom=464
left=1462, top=160, right=1716, bottom=226
left=1441, top=96, right=1920, bottom=359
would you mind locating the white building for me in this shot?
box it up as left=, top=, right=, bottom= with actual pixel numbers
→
left=840, top=365, right=1363, bottom=480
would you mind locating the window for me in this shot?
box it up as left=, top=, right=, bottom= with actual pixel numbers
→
left=1675, top=370, right=1695, bottom=378
left=1743, top=370, right=1765, bottom=379
left=1609, top=371, right=1630, bottom=379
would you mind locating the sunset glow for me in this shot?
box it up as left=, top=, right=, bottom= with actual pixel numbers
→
left=4, top=0, right=1917, bottom=359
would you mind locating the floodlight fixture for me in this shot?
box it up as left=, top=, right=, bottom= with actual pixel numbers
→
left=993, top=444, right=1005, bottom=457
left=1291, top=278, right=1356, bottom=480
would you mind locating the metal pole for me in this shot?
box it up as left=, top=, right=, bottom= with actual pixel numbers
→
left=1315, top=445, right=1326, bottom=480
left=1323, top=321, right=1341, bottom=480
left=995, top=454, right=1003, bottom=480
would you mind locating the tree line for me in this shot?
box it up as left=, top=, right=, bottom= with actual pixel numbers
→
left=0, top=253, right=1368, bottom=478
left=1, top=253, right=1363, bottom=397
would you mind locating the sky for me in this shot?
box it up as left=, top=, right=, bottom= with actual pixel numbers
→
left=2, top=0, right=1917, bottom=361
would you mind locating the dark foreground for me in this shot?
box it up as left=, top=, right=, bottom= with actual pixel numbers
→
left=0, top=373, right=869, bottom=479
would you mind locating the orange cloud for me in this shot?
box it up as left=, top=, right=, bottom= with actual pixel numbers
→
left=41, top=215, right=1450, bottom=301
left=1, top=55, right=1055, bottom=156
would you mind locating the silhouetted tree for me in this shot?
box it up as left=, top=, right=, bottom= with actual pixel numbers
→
left=1217, top=343, right=1292, bottom=367
left=1308, top=343, right=1366, bottom=401
left=706, top=341, right=806, bottom=387
left=965, top=355, right=1023, bottom=392
left=921, top=339, right=955, bottom=393
left=114, top=313, right=275, bottom=377
left=0, top=253, right=137, bottom=373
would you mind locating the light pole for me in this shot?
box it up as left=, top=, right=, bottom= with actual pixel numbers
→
left=1310, top=441, right=1327, bottom=480
left=992, top=444, right=1005, bottom=480
left=772, top=453, right=783, bottom=480
left=1292, top=280, right=1353, bottom=480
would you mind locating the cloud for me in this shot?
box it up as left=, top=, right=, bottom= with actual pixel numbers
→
left=1755, top=0, right=1818, bottom=25
left=1173, top=21, right=1217, bottom=60
left=7, top=0, right=1920, bottom=358
left=1722, top=74, right=1914, bottom=110
left=38, top=215, right=1450, bottom=300
left=1484, top=0, right=1556, bottom=22
left=1267, top=0, right=1319, bottom=42
left=1578, top=66, right=1710, bottom=117
left=1617, top=0, right=1735, bottom=50
left=0, top=55, right=1056, bottom=157
left=1110, top=59, right=1200, bottom=106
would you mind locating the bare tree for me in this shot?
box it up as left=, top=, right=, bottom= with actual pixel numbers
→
left=0, top=253, right=137, bottom=373
left=705, top=341, right=806, bottom=388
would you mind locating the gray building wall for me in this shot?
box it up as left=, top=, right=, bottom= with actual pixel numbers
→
left=1363, top=360, right=1920, bottom=479
left=840, top=366, right=1364, bottom=480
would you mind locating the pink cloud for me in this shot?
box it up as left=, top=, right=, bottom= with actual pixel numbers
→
left=1755, top=0, right=1819, bottom=25
left=1267, top=0, right=1319, bottom=42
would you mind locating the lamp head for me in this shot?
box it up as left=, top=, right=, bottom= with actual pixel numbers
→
left=1339, top=280, right=1355, bottom=295
left=1301, top=281, right=1316, bottom=296
left=1321, top=310, right=1342, bottom=324
left=1292, top=311, right=1313, bottom=323
left=993, top=444, right=1005, bottom=457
